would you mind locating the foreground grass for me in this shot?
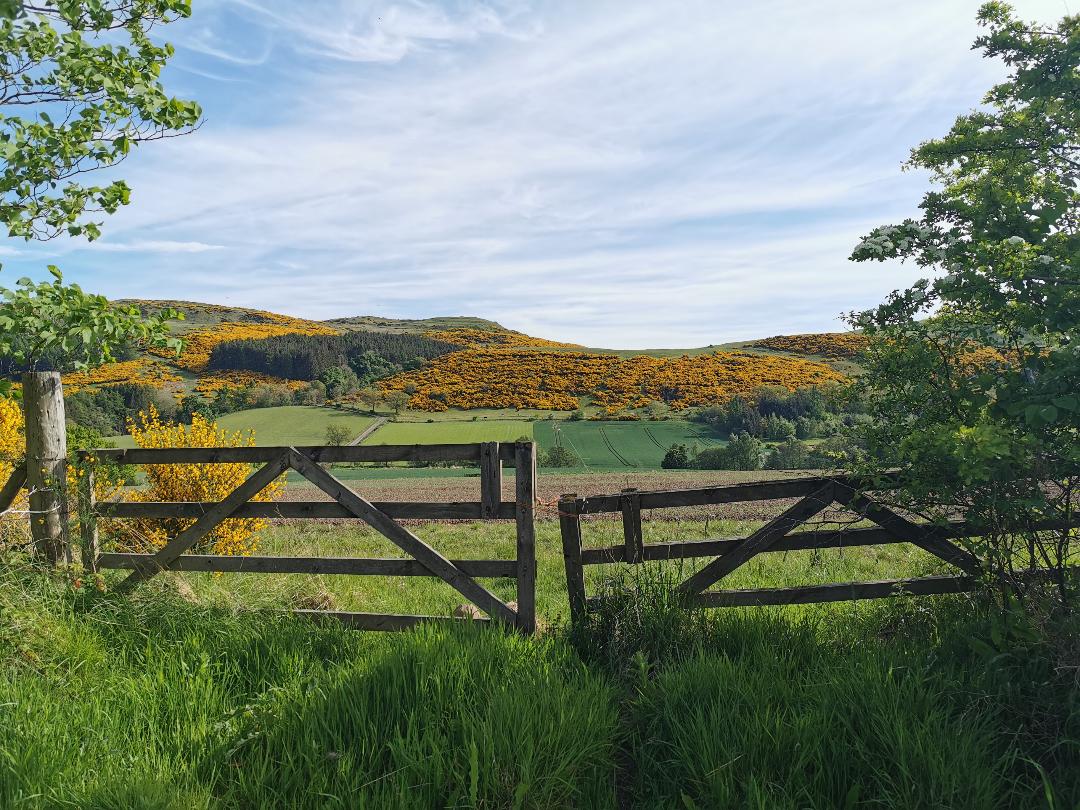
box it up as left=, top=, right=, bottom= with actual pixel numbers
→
left=3, top=521, right=1079, bottom=808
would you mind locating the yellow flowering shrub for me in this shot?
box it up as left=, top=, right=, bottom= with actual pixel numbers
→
left=0, top=397, right=27, bottom=546
left=122, top=406, right=284, bottom=556
left=752, top=333, right=870, bottom=359
left=62, top=358, right=182, bottom=394
left=380, top=349, right=847, bottom=412
left=195, top=370, right=306, bottom=396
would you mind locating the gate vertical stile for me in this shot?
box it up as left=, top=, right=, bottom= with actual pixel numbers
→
left=559, top=493, right=587, bottom=623
left=514, top=442, right=537, bottom=633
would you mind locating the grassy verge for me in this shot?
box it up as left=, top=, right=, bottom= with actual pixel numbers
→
left=2, top=520, right=1078, bottom=808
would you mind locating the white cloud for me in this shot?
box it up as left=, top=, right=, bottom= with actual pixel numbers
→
left=13, top=0, right=1070, bottom=346
left=86, top=240, right=225, bottom=254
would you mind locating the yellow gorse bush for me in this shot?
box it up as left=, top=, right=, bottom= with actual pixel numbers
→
left=194, top=370, right=307, bottom=396
left=124, top=405, right=283, bottom=556
left=62, top=358, right=182, bottom=394
left=380, top=349, right=847, bottom=412
left=0, top=397, right=27, bottom=545
left=0, top=396, right=121, bottom=548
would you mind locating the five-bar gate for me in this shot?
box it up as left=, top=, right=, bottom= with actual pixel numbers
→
left=79, top=441, right=537, bottom=632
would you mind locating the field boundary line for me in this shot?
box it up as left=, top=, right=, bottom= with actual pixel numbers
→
left=351, top=417, right=387, bottom=446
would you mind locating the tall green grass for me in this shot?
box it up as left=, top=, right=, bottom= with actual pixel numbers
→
left=0, top=564, right=616, bottom=809
left=2, top=540, right=1078, bottom=808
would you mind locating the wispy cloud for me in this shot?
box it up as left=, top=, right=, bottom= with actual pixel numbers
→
left=8, top=0, right=1069, bottom=346
left=86, top=240, right=225, bottom=254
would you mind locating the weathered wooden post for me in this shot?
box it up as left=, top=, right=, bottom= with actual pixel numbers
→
left=514, top=441, right=537, bottom=633
left=559, top=493, right=587, bottom=624
left=22, top=371, right=69, bottom=565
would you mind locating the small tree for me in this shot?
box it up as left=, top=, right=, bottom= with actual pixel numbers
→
left=661, top=443, right=690, bottom=469
left=357, top=387, right=382, bottom=414
left=541, top=445, right=579, bottom=468
left=386, top=390, right=410, bottom=414
left=324, top=423, right=351, bottom=447
left=849, top=3, right=1080, bottom=606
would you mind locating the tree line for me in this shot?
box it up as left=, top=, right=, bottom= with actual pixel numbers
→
left=206, top=331, right=458, bottom=382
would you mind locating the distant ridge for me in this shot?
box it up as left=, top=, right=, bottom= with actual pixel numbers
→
left=327, top=315, right=507, bottom=334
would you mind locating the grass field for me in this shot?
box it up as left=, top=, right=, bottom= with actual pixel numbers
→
left=3, top=519, right=1077, bottom=808
left=216, top=406, right=376, bottom=446
left=535, top=419, right=723, bottom=469
left=362, top=419, right=533, bottom=445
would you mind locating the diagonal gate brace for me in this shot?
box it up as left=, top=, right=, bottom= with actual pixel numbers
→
left=287, top=449, right=518, bottom=625
left=679, top=481, right=837, bottom=597
left=831, top=482, right=980, bottom=575
left=117, top=450, right=292, bottom=591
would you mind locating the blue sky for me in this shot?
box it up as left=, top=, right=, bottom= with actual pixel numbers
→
left=3, top=0, right=1070, bottom=347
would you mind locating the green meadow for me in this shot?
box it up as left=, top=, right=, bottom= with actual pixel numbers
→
left=3, top=520, right=1077, bottom=809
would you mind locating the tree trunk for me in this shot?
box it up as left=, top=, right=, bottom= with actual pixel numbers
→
left=22, top=371, right=68, bottom=565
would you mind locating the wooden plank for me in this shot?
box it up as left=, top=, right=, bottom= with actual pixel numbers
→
left=831, top=482, right=980, bottom=575
left=620, top=488, right=644, bottom=564
left=514, top=442, right=537, bottom=633
left=96, top=500, right=517, bottom=520
left=575, top=476, right=829, bottom=515
left=480, top=442, right=502, bottom=520
left=573, top=473, right=901, bottom=515
left=559, top=494, right=588, bottom=623
left=694, top=574, right=977, bottom=607
left=293, top=610, right=491, bottom=631
left=79, top=465, right=99, bottom=573
left=287, top=449, right=518, bottom=625
left=99, top=553, right=517, bottom=577
left=678, top=482, right=836, bottom=596
left=578, top=518, right=1080, bottom=566
left=116, top=452, right=291, bottom=588
left=83, top=443, right=508, bottom=465
left=0, top=463, right=26, bottom=513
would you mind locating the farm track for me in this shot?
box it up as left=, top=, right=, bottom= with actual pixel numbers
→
left=642, top=426, right=665, bottom=449
left=599, top=426, right=637, bottom=467
left=348, top=417, right=387, bottom=445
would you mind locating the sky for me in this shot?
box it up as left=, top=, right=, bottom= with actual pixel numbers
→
left=2, top=0, right=1072, bottom=347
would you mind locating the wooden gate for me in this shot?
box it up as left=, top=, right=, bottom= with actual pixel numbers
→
left=78, top=441, right=537, bottom=632
left=558, top=474, right=1074, bottom=622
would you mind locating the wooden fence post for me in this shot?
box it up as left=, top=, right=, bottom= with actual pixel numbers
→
left=80, top=463, right=99, bottom=573
left=22, top=371, right=68, bottom=565
left=480, top=441, right=502, bottom=520
left=620, top=488, right=643, bottom=564
left=559, top=494, right=587, bottom=623
left=514, top=442, right=537, bottom=633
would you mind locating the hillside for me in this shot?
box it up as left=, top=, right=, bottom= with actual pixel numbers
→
left=57, top=300, right=866, bottom=451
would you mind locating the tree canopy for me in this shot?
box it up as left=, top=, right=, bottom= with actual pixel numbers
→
left=850, top=2, right=1079, bottom=602
left=0, top=1, right=201, bottom=241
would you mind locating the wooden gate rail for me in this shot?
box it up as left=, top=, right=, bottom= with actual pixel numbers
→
left=558, top=474, right=1078, bottom=621
left=78, top=441, right=537, bottom=633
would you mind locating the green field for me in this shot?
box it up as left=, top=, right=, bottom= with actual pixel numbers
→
left=362, top=419, right=533, bottom=445
left=535, top=419, right=723, bottom=469
left=216, top=406, right=376, bottom=446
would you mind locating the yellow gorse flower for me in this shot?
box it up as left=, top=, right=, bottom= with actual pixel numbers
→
left=123, top=405, right=283, bottom=556
left=379, top=349, right=847, bottom=412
